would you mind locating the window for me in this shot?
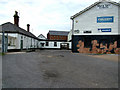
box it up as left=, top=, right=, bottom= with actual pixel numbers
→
left=46, top=41, right=49, bottom=46
left=54, top=42, right=57, bottom=47
left=21, top=36, right=23, bottom=39
left=41, top=43, right=44, bottom=47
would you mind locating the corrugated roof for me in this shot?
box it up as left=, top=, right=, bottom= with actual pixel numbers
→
left=0, top=22, right=39, bottom=40
left=48, top=30, right=69, bottom=36
left=70, top=1, right=120, bottom=19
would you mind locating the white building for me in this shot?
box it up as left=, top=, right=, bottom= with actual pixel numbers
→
left=38, top=34, right=47, bottom=40
left=0, top=11, right=39, bottom=52
left=67, top=29, right=72, bottom=42
left=38, top=31, right=72, bottom=50
left=70, top=0, right=120, bottom=53
left=39, top=40, right=71, bottom=50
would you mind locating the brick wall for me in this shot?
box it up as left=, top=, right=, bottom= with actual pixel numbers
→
left=77, top=40, right=120, bottom=54
left=48, top=35, right=67, bottom=41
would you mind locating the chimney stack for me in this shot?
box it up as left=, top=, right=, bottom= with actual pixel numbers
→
left=27, top=24, right=30, bottom=32
left=13, top=11, right=19, bottom=27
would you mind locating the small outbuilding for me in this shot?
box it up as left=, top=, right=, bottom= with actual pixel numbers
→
left=39, top=30, right=71, bottom=50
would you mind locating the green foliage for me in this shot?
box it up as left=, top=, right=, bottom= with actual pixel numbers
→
left=0, top=53, right=5, bottom=56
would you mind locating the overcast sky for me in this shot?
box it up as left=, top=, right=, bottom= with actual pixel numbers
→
left=0, top=0, right=119, bottom=37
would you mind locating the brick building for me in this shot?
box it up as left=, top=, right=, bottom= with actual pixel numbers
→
left=47, top=30, right=69, bottom=41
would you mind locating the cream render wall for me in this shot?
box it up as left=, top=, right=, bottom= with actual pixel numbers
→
left=73, top=2, right=118, bottom=35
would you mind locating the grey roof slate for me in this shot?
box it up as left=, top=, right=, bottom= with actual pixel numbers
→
left=71, top=1, right=120, bottom=19
left=0, top=22, right=39, bottom=40
left=48, top=30, right=69, bottom=36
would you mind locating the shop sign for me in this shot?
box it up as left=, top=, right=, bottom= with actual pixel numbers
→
left=97, top=16, right=114, bottom=23
left=98, top=28, right=111, bottom=32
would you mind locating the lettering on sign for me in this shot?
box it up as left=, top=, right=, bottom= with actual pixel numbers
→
left=97, top=4, right=111, bottom=9
left=98, top=28, right=111, bottom=32
left=97, top=16, right=114, bottom=23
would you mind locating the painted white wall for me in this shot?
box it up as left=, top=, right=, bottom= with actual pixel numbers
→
left=5, top=33, right=71, bottom=50
left=45, top=41, right=61, bottom=49
left=38, top=34, right=46, bottom=40
left=39, top=41, right=72, bottom=49
left=68, top=30, right=72, bottom=41
left=68, top=42, right=72, bottom=49
left=73, top=2, right=119, bottom=35
left=7, top=33, right=39, bottom=50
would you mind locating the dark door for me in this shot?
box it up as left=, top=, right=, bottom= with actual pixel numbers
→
left=60, top=43, right=69, bottom=50
left=4, top=35, right=8, bottom=52
left=20, top=40, right=23, bottom=50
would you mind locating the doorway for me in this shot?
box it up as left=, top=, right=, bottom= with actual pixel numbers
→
left=60, top=43, right=69, bottom=50
left=20, top=40, right=23, bottom=50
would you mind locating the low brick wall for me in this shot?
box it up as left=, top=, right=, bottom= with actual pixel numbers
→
left=77, top=40, right=120, bottom=54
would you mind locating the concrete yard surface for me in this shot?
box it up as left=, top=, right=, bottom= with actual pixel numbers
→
left=2, top=50, right=118, bottom=88
left=87, top=54, right=119, bottom=62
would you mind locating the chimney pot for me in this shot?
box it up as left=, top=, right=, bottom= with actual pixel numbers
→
left=27, top=24, right=30, bottom=32
left=13, top=11, right=19, bottom=27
